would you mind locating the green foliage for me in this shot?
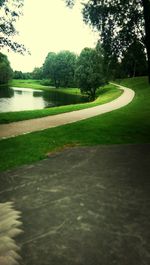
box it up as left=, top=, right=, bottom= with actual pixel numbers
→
left=0, top=52, right=13, bottom=84
left=42, top=51, right=77, bottom=88
left=65, top=0, right=150, bottom=82
left=83, top=0, right=144, bottom=58
left=107, top=40, right=148, bottom=80
left=22, top=72, right=32, bottom=79
left=75, top=47, right=105, bottom=100
left=65, top=0, right=75, bottom=8
left=13, top=71, right=24, bottom=79
left=43, top=52, right=57, bottom=87
left=56, top=50, right=77, bottom=87
left=32, top=67, right=43, bottom=80
left=0, top=0, right=26, bottom=53
left=13, top=71, right=32, bottom=79
left=121, top=40, right=148, bottom=78
left=40, top=79, right=53, bottom=86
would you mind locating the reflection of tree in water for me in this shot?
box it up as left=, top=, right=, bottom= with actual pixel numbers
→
left=33, top=91, right=43, bottom=97
left=0, top=87, right=88, bottom=112
left=0, top=86, right=14, bottom=98
left=15, top=89, right=22, bottom=95
left=43, top=90, right=87, bottom=108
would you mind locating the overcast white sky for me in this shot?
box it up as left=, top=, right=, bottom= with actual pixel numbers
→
left=2, top=0, right=99, bottom=72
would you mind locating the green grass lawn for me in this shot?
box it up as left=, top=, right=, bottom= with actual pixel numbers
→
left=10, top=79, right=82, bottom=94
left=0, top=76, right=150, bottom=171
left=0, top=81, right=122, bottom=124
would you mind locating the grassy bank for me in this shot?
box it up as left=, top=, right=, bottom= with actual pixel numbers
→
left=0, top=76, right=150, bottom=171
left=0, top=82, right=122, bottom=124
left=10, top=79, right=81, bottom=95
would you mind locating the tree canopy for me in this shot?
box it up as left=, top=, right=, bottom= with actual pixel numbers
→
left=43, top=52, right=59, bottom=87
left=121, top=39, right=147, bottom=78
left=65, top=0, right=150, bottom=82
left=0, top=0, right=25, bottom=53
left=75, top=46, right=105, bottom=100
left=0, top=52, right=13, bottom=84
left=32, top=67, right=43, bottom=80
left=43, top=51, right=77, bottom=88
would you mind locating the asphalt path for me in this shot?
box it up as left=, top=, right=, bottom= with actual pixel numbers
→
left=0, top=83, right=135, bottom=139
left=0, top=144, right=149, bottom=265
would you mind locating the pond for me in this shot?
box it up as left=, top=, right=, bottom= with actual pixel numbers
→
left=0, top=86, right=88, bottom=113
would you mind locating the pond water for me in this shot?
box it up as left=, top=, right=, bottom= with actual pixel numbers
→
left=0, top=86, right=87, bottom=113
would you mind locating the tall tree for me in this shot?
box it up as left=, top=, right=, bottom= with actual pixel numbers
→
left=75, top=47, right=105, bottom=100
left=0, top=0, right=25, bottom=53
left=43, top=51, right=77, bottom=88
left=0, top=52, right=13, bottom=84
left=65, top=0, right=150, bottom=82
left=55, top=50, right=77, bottom=87
left=121, top=39, right=147, bottom=78
left=32, top=67, right=43, bottom=80
left=43, top=52, right=58, bottom=87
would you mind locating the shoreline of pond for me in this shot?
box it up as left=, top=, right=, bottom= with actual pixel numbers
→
left=0, top=84, right=88, bottom=113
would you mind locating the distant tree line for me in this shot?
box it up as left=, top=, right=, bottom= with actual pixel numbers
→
left=13, top=71, right=32, bottom=80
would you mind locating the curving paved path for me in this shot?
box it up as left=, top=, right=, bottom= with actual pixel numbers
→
left=0, top=83, right=135, bottom=139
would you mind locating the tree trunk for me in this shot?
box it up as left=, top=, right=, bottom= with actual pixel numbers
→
left=142, top=0, right=150, bottom=83
left=90, top=88, right=96, bottom=101
left=133, top=60, right=136, bottom=77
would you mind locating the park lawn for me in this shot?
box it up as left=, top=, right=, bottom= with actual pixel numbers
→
left=0, top=83, right=122, bottom=124
left=10, top=79, right=81, bottom=95
left=0, top=76, right=150, bottom=171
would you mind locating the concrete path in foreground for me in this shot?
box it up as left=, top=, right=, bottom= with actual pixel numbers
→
left=0, top=84, right=135, bottom=139
left=0, top=144, right=149, bottom=265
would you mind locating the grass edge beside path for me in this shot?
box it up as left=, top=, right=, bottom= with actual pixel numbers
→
left=0, top=83, right=122, bottom=124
